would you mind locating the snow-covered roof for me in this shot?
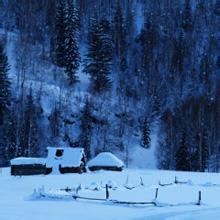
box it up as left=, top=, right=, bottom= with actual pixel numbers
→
left=46, top=147, right=85, bottom=168
left=10, top=157, right=46, bottom=165
left=87, top=152, right=124, bottom=168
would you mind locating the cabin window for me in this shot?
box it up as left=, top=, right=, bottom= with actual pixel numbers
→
left=56, top=149, right=64, bottom=157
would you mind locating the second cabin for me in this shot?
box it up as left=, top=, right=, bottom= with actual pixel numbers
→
left=87, top=152, right=124, bottom=172
left=46, top=147, right=86, bottom=174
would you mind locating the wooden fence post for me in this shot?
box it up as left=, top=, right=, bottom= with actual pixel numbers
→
left=140, top=176, right=144, bottom=186
left=76, top=186, right=79, bottom=195
left=197, top=191, right=201, bottom=205
left=175, top=176, right=178, bottom=184
left=155, top=188, right=159, bottom=199
left=106, top=184, right=109, bottom=200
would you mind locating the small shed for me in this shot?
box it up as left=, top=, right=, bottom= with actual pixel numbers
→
left=10, top=157, right=46, bottom=176
left=46, top=147, right=86, bottom=174
left=87, top=152, right=124, bottom=172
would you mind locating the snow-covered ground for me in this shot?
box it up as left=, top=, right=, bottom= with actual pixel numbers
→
left=1, top=168, right=220, bottom=220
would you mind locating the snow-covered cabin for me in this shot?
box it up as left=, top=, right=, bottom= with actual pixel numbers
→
left=10, top=157, right=46, bottom=175
left=87, top=152, right=124, bottom=171
left=46, top=147, right=86, bottom=174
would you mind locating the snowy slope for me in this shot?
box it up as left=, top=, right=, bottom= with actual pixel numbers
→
left=1, top=168, right=220, bottom=220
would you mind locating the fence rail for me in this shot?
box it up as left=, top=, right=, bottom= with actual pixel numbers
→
left=33, top=182, right=203, bottom=208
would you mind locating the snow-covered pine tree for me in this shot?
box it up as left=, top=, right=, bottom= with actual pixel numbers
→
left=0, top=41, right=11, bottom=125
left=64, top=0, right=80, bottom=85
left=215, top=79, right=220, bottom=170
left=140, top=117, right=151, bottom=149
left=181, top=0, right=193, bottom=31
left=125, top=0, right=135, bottom=41
left=156, top=132, right=172, bottom=170
left=113, top=1, right=128, bottom=77
left=172, top=31, right=185, bottom=75
left=214, top=0, right=220, bottom=15
left=201, top=127, right=209, bottom=171
left=113, top=1, right=126, bottom=59
left=79, top=98, right=93, bottom=159
left=175, top=130, right=190, bottom=171
left=49, top=104, right=61, bottom=139
left=19, top=87, right=40, bottom=157
left=136, top=13, right=157, bottom=74
left=54, top=0, right=67, bottom=68
left=4, top=106, right=17, bottom=161
left=200, top=52, right=211, bottom=97
left=84, top=15, right=113, bottom=93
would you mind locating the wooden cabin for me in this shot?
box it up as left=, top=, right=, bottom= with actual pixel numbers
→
left=87, top=152, right=124, bottom=172
left=10, top=157, right=46, bottom=176
left=46, top=147, right=86, bottom=174
left=10, top=147, right=86, bottom=176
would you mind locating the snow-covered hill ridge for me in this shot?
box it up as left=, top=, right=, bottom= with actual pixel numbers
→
left=1, top=168, right=220, bottom=220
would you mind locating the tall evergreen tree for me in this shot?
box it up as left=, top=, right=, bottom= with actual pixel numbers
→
left=0, top=41, right=11, bottom=125
left=84, top=15, right=113, bottom=93
left=54, top=0, right=67, bottom=68
left=140, top=117, right=151, bottom=149
left=189, top=131, right=200, bottom=171
left=125, top=0, right=135, bottom=41
left=201, top=127, right=209, bottom=171
left=136, top=13, right=157, bottom=80
left=49, top=104, right=61, bottom=138
left=113, top=1, right=128, bottom=73
left=175, top=131, right=190, bottom=171
left=79, top=98, right=93, bottom=159
left=172, top=31, right=185, bottom=75
left=214, top=0, right=220, bottom=15
left=64, top=0, right=80, bottom=85
left=182, top=0, right=193, bottom=31
left=4, top=106, right=17, bottom=161
left=200, top=52, right=211, bottom=97
left=157, top=133, right=172, bottom=170
left=19, top=88, right=40, bottom=157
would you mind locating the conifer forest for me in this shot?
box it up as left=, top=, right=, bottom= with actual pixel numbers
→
left=0, top=0, right=220, bottom=172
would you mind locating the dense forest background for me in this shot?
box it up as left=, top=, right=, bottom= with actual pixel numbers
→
left=0, top=0, right=220, bottom=172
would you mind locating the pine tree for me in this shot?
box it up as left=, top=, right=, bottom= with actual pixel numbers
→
left=136, top=14, right=156, bottom=73
left=113, top=1, right=127, bottom=72
left=173, top=31, right=185, bottom=75
left=0, top=41, right=11, bottom=125
left=64, top=0, right=80, bottom=85
left=79, top=98, right=93, bottom=159
left=217, top=56, right=220, bottom=68
left=156, top=119, right=173, bottom=170
left=182, top=0, right=193, bottom=31
left=19, top=88, right=40, bottom=157
left=200, top=52, right=211, bottom=97
left=49, top=104, right=61, bottom=138
left=189, top=131, right=200, bottom=171
left=125, top=0, right=135, bottom=41
left=55, top=0, right=67, bottom=68
left=214, top=0, right=220, bottom=15
left=4, top=106, right=17, bottom=160
left=140, top=117, right=151, bottom=149
left=152, top=94, right=161, bottom=120
left=201, top=127, right=209, bottom=171
left=157, top=135, right=172, bottom=170
left=175, top=131, right=190, bottom=171
left=84, top=16, right=113, bottom=93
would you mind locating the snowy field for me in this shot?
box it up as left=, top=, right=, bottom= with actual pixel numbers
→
left=1, top=168, right=220, bottom=220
